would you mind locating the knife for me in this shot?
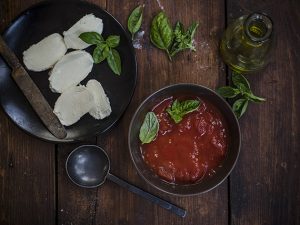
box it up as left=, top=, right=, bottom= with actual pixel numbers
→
left=0, top=36, right=67, bottom=139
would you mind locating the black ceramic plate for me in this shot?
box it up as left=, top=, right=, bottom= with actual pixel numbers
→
left=0, top=1, right=136, bottom=142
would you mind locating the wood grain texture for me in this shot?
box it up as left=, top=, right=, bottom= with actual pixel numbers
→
left=0, top=1, right=56, bottom=225
left=226, top=0, right=300, bottom=225
left=93, top=1, right=228, bottom=225
left=57, top=139, right=98, bottom=225
left=2, top=0, right=299, bottom=225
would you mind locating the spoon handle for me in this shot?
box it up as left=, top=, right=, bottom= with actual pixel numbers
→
left=107, top=173, right=186, bottom=218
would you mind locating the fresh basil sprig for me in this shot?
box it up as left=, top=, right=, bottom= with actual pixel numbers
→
left=79, top=32, right=122, bottom=75
left=128, top=5, right=144, bottom=40
left=139, top=112, right=159, bottom=144
left=166, top=99, right=201, bottom=124
left=217, top=73, right=266, bottom=118
left=169, top=22, right=199, bottom=57
left=150, top=11, right=199, bottom=61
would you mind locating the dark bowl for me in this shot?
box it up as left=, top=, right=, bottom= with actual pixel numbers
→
left=128, top=84, right=241, bottom=196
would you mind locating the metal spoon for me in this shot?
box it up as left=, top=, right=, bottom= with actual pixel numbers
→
left=65, top=145, right=186, bottom=218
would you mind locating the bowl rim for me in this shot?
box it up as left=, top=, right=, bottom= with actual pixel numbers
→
left=128, top=83, right=241, bottom=196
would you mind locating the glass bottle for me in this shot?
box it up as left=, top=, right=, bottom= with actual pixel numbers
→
left=220, top=13, right=273, bottom=73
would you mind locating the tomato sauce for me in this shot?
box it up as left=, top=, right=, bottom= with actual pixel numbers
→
left=140, top=97, right=228, bottom=184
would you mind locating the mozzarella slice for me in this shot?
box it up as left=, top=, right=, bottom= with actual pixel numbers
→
left=86, top=79, right=112, bottom=119
left=49, top=50, right=93, bottom=93
left=63, top=14, right=103, bottom=50
left=54, top=85, right=94, bottom=126
left=23, top=33, right=67, bottom=72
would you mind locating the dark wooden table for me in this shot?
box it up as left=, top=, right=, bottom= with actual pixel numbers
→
left=0, top=0, right=299, bottom=224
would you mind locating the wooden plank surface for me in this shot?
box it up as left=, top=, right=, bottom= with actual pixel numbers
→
left=0, top=1, right=56, bottom=225
left=1, top=0, right=299, bottom=225
left=226, top=0, right=300, bottom=225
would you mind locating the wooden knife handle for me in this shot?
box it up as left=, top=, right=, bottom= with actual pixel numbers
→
left=0, top=36, right=67, bottom=139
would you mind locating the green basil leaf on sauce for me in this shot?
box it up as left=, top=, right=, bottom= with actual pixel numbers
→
left=232, top=98, right=249, bottom=118
left=79, top=32, right=104, bottom=45
left=180, top=100, right=201, bottom=114
left=107, top=49, right=121, bottom=75
left=167, top=99, right=201, bottom=124
left=128, top=5, right=144, bottom=40
left=217, top=86, right=240, bottom=98
left=106, top=35, right=120, bottom=48
left=150, top=12, right=173, bottom=58
left=139, top=112, right=159, bottom=144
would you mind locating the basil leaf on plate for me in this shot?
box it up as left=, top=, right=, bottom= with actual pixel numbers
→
left=106, top=35, right=120, bottom=48
left=232, top=98, right=249, bottom=118
left=79, top=32, right=103, bottom=45
left=217, top=86, right=240, bottom=98
left=128, top=5, right=144, bottom=39
left=107, top=49, right=121, bottom=75
left=139, top=112, right=159, bottom=144
left=80, top=31, right=122, bottom=76
left=93, top=45, right=109, bottom=64
left=150, top=12, right=173, bottom=57
left=167, top=99, right=201, bottom=124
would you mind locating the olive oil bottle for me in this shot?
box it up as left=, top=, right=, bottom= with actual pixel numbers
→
left=220, top=13, right=273, bottom=73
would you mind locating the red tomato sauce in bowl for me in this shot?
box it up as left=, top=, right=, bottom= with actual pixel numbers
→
left=140, top=96, right=229, bottom=184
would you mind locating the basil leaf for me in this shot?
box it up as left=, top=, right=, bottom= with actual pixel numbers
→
left=166, top=109, right=182, bottom=124
left=180, top=100, right=201, bottom=114
left=93, top=45, right=109, bottom=64
left=128, top=5, right=144, bottom=39
left=79, top=32, right=103, bottom=45
left=246, top=92, right=266, bottom=102
left=107, top=49, right=121, bottom=75
left=150, top=12, right=173, bottom=52
left=232, top=73, right=251, bottom=93
left=139, top=112, right=159, bottom=144
left=232, top=98, right=248, bottom=118
left=217, top=86, right=240, bottom=98
left=169, top=22, right=199, bottom=57
left=187, top=22, right=199, bottom=39
left=173, top=22, right=184, bottom=38
left=106, top=35, right=120, bottom=48
left=98, top=42, right=108, bottom=50
left=167, top=99, right=201, bottom=123
left=171, top=99, right=180, bottom=111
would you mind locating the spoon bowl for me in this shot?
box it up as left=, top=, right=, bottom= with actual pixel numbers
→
left=66, top=145, right=110, bottom=188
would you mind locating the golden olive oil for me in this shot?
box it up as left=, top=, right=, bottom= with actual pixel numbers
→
left=220, top=13, right=273, bottom=73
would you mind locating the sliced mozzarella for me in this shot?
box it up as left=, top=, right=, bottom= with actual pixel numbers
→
left=54, top=85, right=94, bottom=126
left=23, top=33, right=67, bottom=72
left=86, top=79, right=112, bottom=119
left=49, top=50, right=93, bottom=93
left=63, top=14, right=103, bottom=50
